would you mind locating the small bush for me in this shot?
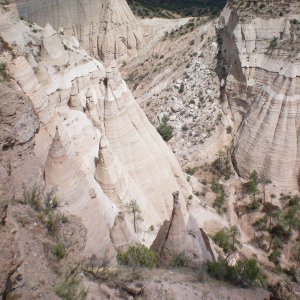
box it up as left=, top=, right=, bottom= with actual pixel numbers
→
left=0, top=62, right=10, bottom=81
left=56, top=273, right=87, bottom=300
left=53, top=242, right=67, bottom=259
left=157, top=118, right=173, bottom=141
left=182, top=124, right=188, bottom=131
left=206, top=258, right=265, bottom=287
left=83, top=255, right=113, bottom=281
left=226, top=126, right=232, bottom=134
left=213, top=226, right=241, bottom=254
left=171, top=252, right=191, bottom=268
left=117, top=243, right=157, bottom=270
left=213, top=191, right=227, bottom=215
left=46, top=212, right=61, bottom=235
left=23, top=185, right=43, bottom=211
left=270, top=37, right=278, bottom=48
left=185, top=167, right=198, bottom=176
left=179, top=82, right=184, bottom=93
left=246, top=199, right=261, bottom=212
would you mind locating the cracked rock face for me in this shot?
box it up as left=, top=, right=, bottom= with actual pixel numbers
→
left=220, top=6, right=300, bottom=190
left=15, top=0, right=144, bottom=61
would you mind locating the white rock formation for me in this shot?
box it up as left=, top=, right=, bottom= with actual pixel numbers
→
left=0, top=3, right=192, bottom=254
left=15, top=0, right=144, bottom=61
left=99, top=62, right=191, bottom=220
left=151, top=192, right=215, bottom=265
left=220, top=6, right=300, bottom=191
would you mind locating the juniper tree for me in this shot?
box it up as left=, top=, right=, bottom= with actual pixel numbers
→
left=126, top=199, right=143, bottom=233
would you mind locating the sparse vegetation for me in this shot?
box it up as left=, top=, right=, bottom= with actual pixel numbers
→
left=56, top=272, right=87, bottom=300
left=128, top=0, right=226, bottom=18
left=23, top=185, right=62, bottom=236
left=178, top=82, right=184, bottom=94
left=171, top=252, right=191, bottom=268
left=117, top=243, right=157, bottom=270
left=206, top=257, right=266, bottom=287
left=269, top=37, right=278, bottom=49
left=126, top=199, right=143, bottom=233
left=0, top=62, right=10, bottom=81
left=52, top=242, right=67, bottom=259
left=185, top=166, right=198, bottom=176
left=211, top=179, right=227, bottom=215
left=157, top=116, right=174, bottom=141
left=83, top=255, right=113, bottom=281
left=213, top=225, right=241, bottom=255
left=211, top=147, right=233, bottom=180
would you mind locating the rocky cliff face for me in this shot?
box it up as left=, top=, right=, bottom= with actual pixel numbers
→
left=15, top=0, right=144, bottom=61
left=220, top=3, right=300, bottom=190
left=0, top=0, right=191, bottom=257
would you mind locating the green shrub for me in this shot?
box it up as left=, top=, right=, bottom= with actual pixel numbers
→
left=56, top=273, right=87, bottom=300
left=246, top=199, right=261, bottom=212
left=46, top=212, right=61, bottom=235
left=226, top=126, right=232, bottom=134
left=269, top=249, right=281, bottom=265
left=171, top=252, right=191, bottom=268
left=185, top=167, right=198, bottom=176
left=157, top=118, right=173, bottom=141
left=213, top=191, right=227, bottom=215
left=117, top=243, right=157, bottom=270
left=206, top=258, right=265, bottom=287
left=213, top=229, right=230, bottom=253
left=213, top=226, right=241, bottom=254
left=270, top=37, right=278, bottom=48
left=0, top=62, right=10, bottom=81
left=211, top=178, right=223, bottom=194
left=253, top=215, right=268, bottom=231
left=206, top=259, right=228, bottom=281
left=23, top=185, right=43, bottom=211
left=179, top=82, right=184, bottom=93
left=53, top=242, right=66, bottom=259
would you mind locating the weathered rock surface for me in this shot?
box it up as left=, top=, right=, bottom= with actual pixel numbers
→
left=15, top=0, right=144, bottom=61
left=151, top=191, right=215, bottom=265
left=110, top=211, right=136, bottom=251
left=0, top=1, right=192, bottom=256
left=220, top=5, right=300, bottom=190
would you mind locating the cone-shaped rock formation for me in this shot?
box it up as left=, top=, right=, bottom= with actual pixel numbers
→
left=151, top=192, right=215, bottom=265
left=15, top=0, right=143, bottom=61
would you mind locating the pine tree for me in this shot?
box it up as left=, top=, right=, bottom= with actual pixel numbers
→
left=126, top=200, right=143, bottom=233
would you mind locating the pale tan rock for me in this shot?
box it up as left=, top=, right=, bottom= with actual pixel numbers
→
left=41, top=23, right=69, bottom=66
left=44, top=127, right=115, bottom=256
left=15, top=0, right=144, bottom=61
left=68, top=82, right=83, bottom=111
left=99, top=65, right=191, bottom=220
left=1, top=3, right=192, bottom=255
left=221, top=7, right=300, bottom=190
left=110, top=211, right=136, bottom=251
left=151, top=192, right=215, bottom=265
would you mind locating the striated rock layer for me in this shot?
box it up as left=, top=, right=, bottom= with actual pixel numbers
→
left=0, top=2, right=191, bottom=254
left=220, top=5, right=300, bottom=190
left=15, top=0, right=143, bottom=61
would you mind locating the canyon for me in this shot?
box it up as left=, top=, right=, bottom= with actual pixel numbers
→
left=0, top=0, right=300, bottom=299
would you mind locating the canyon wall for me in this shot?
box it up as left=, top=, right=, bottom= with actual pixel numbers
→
left=220, top=4, right=300, bottom=191
left=15, top=0, right=143, bottom=61
left=0, top=0, right=191, bottom=256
